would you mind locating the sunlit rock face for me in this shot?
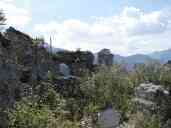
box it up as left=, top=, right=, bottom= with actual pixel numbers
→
left=135, top=83, right=169, bottom=101
left=98, top=107, right=121, bottom=128
left=133, top=83, right=169, bottom=113
left=97, top=49, right=113, bottom=66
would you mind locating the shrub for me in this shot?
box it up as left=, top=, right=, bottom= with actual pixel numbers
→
left=7, top=83, right=79, bottom=128
left=120, top=112, right=160, bottom=128
left=8, top=101, right=79, bottom=128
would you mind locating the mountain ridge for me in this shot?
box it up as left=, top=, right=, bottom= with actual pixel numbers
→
left=148, top=49, right=171, bottom=63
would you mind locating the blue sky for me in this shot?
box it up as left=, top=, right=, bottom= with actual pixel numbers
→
left=1, top=0, right=171, bottom=55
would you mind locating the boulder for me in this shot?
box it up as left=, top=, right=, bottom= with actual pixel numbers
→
left=133, top=83, right=169, bottom=113
left=135, top=83, right=169, bottom=101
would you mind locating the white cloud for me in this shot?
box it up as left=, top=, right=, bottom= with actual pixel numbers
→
left=0, top=0, right=31, bottom=28
left=34, top=21, right=61, bottom=34
left=122, top=6, right=142, bottom=18
left=34, top=7, right=171, bottom=56
left=1, top=0, right=14, bottom=2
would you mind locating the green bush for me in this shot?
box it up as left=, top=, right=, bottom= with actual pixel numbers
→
left=7, top=83, right=79, bottom=128
left=121, top=112, right=161, bottom=128
left=159, top=66, right=171, bottom=88
left=8, top=101, right=79, bottom=128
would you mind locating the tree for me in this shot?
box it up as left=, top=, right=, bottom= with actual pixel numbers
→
left=0, top=10, right=6, bottom=25
left=80, top=65, right=134, bottom=121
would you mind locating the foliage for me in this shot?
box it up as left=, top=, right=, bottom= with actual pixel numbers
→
left=120, top=112, right=161, bottom=128
left=158, top=93, right=171, bottom=127
left=8, top=83, right=80, bottom=128
left=8, top=102, right=55, bottom=128
left=129, top=62, right=171, bottom=89
left=33, top=37, right=44, bottom=42
left=6, top=61, right=171, bottom=127
left=80, top=65, right=134, bottom=120
left=47, top=70, right=58, bottom=82
left=159, top=64, right=171, bottom=88
left=129, top=63, right=162, bottom=86
left=8, top=101, right=79, bottom=128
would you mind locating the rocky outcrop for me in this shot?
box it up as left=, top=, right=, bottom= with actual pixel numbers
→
left=133, top=83, right=171, bottom=128
left=0, top=27, right=96, bottom=127
left=53, top=50, right=94, bottom=76
left=3, top=27, right=61, bottom=82
left=133, top=83, right=169, bottom=114
left=0, top=28, right=57, bottom=127
left=97, top=49, right=113, bottom=66
left=0, top=27, right=62, bottom=127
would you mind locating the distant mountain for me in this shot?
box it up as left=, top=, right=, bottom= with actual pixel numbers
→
left=113, top=54, right=125, bottom=64
left=113, top=48, right=171, bottom=65
left=124, top=54, right=158, bottom=65
left=148, top=49, right=171, bottom=63
left=113, top=54, right=159, bottom=69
